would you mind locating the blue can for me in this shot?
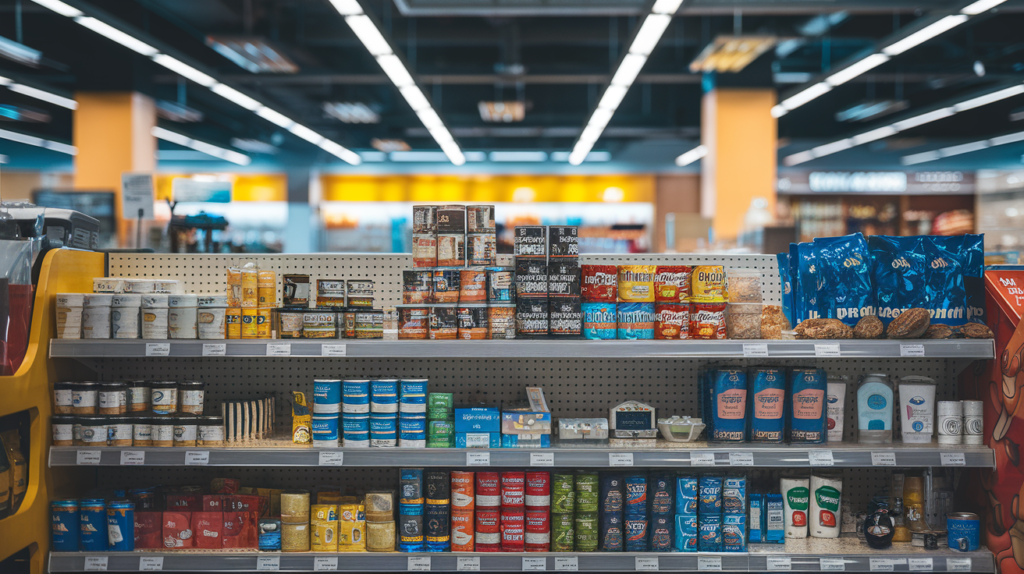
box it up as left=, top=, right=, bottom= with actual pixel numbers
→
left=401, top=432, right=428, bottom=441
left=698, top=514, right=722, bottom=552
left=698, top=476, right=722, bottom=514
left=400, top=417, right=427, bottom=433
left=723, top=514, right=746, bottom=552
left=345, top=429, right=370, bottom=440
left=79, top=498, right=107, bottom=551
left=617, top=303, right=654, bottom=340
left=599, top=512, right=623, bottom=551
left=947, top=513, right=980, bottom=551
left=106, top=500, right=134, bottom=551
left=676, top=477, right=698, bottom=515
left=723, top=476, right=746, bottom=515
left=624, top=475, right=647, bottom=517
left=625, top=517, right=649, bottom=551
left=313, top=379, right=342, bottom=409
left=599, top=474, right=624, bottom=513
left=650, top=474, right=673, bottom=515
left=371, top=379, right=399, bottom=400
left=259, top=519, right=282, bottom=551
left=583, top=302, right=616, bottom=340
left=343, top=413, right=369, bottom=432
left=750, top=368, right=786, bottom=443
left=401, top=379, right=428, bottom=406
left=370, top=413, right=398, bottom=433
left=343, top=380, right=370, bottom=405
left=650, top=514, right=672, bottom=551
left=52, top=500, right=79, bottom=551
left=311, top=414, right=339, bottom=441
left=674, top=514, right=697, bottom=552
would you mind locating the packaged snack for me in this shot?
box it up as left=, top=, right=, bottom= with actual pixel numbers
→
left=777, top=253, right=794, bottom=327
left=582, top=265, right=617, bottom=302
left=617, top=303, right=654, bottom=340
left=654, top=265, right=691, bottom=303
left=689, top=303, right=726, bottom=340
left=617, top=265, right=656, bottom=302
left=923, top=236, right=968, bottom=326
left=691, top=266, right=726, bottom=303
left=793, top=243, right=819, bottom=323
left=813, top=233, right=876, bottom=327
left=869, top=236, right=927, bottom=327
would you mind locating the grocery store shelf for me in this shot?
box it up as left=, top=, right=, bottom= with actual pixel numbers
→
left=47, top=542, right=994, bottom=572
left=48, top=442, right=995, bottom=468
left=48, top=338, right=996, bottom=359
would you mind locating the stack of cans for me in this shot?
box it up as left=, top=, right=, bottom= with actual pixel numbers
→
left=623, top=475, right=647, bottom=551
left=475, top=472, right=501, bottom=551
left=514, top=225, right=582, bottom=338
left=342, top=380, right=370, bottom=447
left=399, top=469, right=425, bottom=551
left=698, top=476, right=723, bottom=551
left=425, top=471, right=451, bottom=551
left=399, top=379, right=428, bottom=447
left=649, top=473, right=674, bottom=551
left=722, top=476, right=747, bottom=551
left=674, top=476, right=698, bottom=552
left=500, top=472, right=526, bottom=552
left=312, top=380, right=341, bottom=448
left=370, top=379, right=398, bottom=447
left=525, top=471, right=551, bottom=551
left=427, top=393, right=454, bottom=448
left=575, top=473, right=599, bottom=552
left=551, top=474, right=575, bottom=551
left=451, top=471, right=474, bottom=551
left=548, top=226, right=582, bottom=338
left=599, top=474, right=624, bottom=551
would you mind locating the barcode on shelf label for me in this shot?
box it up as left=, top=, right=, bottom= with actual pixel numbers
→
left=408, top=557, right=431, bottom=571
left=266, top=343, right=291, bottom=357
left=729, top=452, right=754, bottom=466
left=946, top=558, right=971, bottom=572
left=84, top=557, right=108, bottom=571
left=819, top=558, right=846, bottom=571
left=635, top=557, right=659, bottom=571
left=77, top=450, right=101, bottom=465
left=941, top=453, right=966, bottom=466
left=815, top=344, right=841, bottom=357
left=870, top=559, right=900, bottom=572
left=609, top=453, right=634, bottom=467
left=467, top=452, right=490, bottom=466
left=901, top=344, right=926, bottom=357
left=531, top=452, right=554, bottom=467
left=871, top=452, right=897, bottom=466
left=808, top=450, right=835, bottom=466
left=139, top=557, right=163, bottom=571
left=202, top=343, right=226, bottom=356
left=146, top=343, right=170, bottom=356
left=691, top=452, right=716, bottom=467
left=909, top=559, right=933, bottom=572
left=523, top=557, right=546, bottom=571
left=766, top=557, right=791, bottom=571
left=257, top=556, right=280, bottom=571
left=314, top=557, right=338, bottom=571
left=458, top=557, right=481, bottom=571
left=698, top=556, right=722, bottom=571
left=743, top=343, right=769, bottom=357
left=319, top=452, right=344, bottom=466
left=322, top=344, right=347, bottom=357
left=120, top=450, right=145, bottom=465
left=555, top=557, right=578, bottom=571
left=185, top=451, right=209, bottom=465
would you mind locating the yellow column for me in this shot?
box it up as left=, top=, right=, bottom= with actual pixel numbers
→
left=700, top=88, right=777, bottom=241
left=73, top=92, right=156, bottom=246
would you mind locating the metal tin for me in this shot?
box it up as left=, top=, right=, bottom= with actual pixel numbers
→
left=317, top=279, right=346, bottom=308
left=516, top=300, right=548, bottom=339
left=488, top=304, right=516, bottom=340
left=549, top=298, right=582, bottom=337
left=79, top=498, right=107, bottom=551
left=403, top=270, right=434, bottom=304
left=278, top=308, right=305, bottom=339
left=413, top=205, right=438, bottom=233
left=476, top=507, right=500, bottom=546
left=947, top=512, right=980, bottom=551
left=487, top=269, right=514, bottom=303
left=654, top=265, right=693, bottom=303
left=501, top=472, right=526, bottom=507
left=433, top=269, right=462, bottom=303
left=467, top=233, right=496, bottom=266
left=437, top=233, right=466, bottom=267
left=576, top=512, right=599, bottom=551
left=513, top=226, right=546, bottom=259
left=52, top=500, right=79, bottom=551
left=413, top=233, right=438, bottom=268
left=525, top=471, right=550, bottom=507
left=476, top=472, right=501, bottom=507
left=548, top=262, right=581, bottom=299
left=283, top=274, right=310, bottom=307
left=515, top=260, right=548, bottom=300
left=451, top=511, right=474, bottom=552
left=355, top=309, right=384, bottom=339
left=459, top=269, right=488, bottom=303
left=398, top=306, right=429, bottom=340
left=425, top=502, right=451, bottom=548
left=458, top=305, right=489, bottom=340
left=501, top=507, right=525, bottom=552
left=343, top=309, right=357, bottom=338
left=241, top=308, right=258, bottom=338
left=106, top=500, right=135, bottom=551
left=582, top=265, right=618, bottom=303
left=548, top=226, right=579, bottom=259
left=303, top=309, right=337, bottom=338
left=429, top=305, right=458, bottom=340
left=437, top=205, right=467, bottom=234
left=525, top=507, right=550, bottom=550
left=226, top=307, right=241, bottom=339
left=467, top=205, right=495, bottom=233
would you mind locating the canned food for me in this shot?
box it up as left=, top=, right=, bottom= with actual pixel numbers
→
left=403, top=270, right=433, bottom=304
left=575, top=512, right=599, bottom=551
left=355, top=310, right=383, bottom=339
left=525, top=507, right=550, bottom=550
left=452, top=471, right=475, bottom=510
left=526, top=472, right=551, bottom=506
left=433, top=269, right=462, bottom=304
left=548, top=262, right=581, bottom=299
left=488, top=304, right=516, bottom=340
left=412, top=233, right=438, bottom=268
left=583, top=302, right=616, bottom=340
left=451, top=511, right=475, bottom=551
left=501, top=507, right=525, bottom=552
left=467, top=205, right=495, bottom=233
left=655, top=303, right=689, bottom=339
left=691, top=266, right=727, bottom=303
left=226, top=308, right=241, bottom=339
left=413, top=205, right=438, bottom=234
left=51, top=500, right=78, bottom=551
left=437, top=234, right=466, bottom=267
left=549, top=299, right=582, bottom=337
left=317, top=279, right=346, bottom=308
left=256, top=308, right=271, bottom=338
left=398, top=306, right=430, bottom=340
left=947, top=512, right=980, bottom=551
left=515, top=260, right=548, bottom=299
left=514, top=226, right=546, bottom=259
left=343, top=309, right=357, bottom=338
left=476, top=472, right=500, bottom=507
left=241, top=308, right=258, bottom=338
left=548, top=226, right=579, bottom=259
left=459, top=269, right=488, bottom=302
left=278, top=308, right=304, bottom=339
left=618, top=265, right=656, bottom=302
left=501, top=472, right=526, bottom=507
left=487, top=269, right=514, bottom=302
left=429, top=305, right=458, bottom=340
left=458, top=305, right=489, bottom=340
left=467, top=233, right=496, bottom=266
left=516, top=300, right=549, bottom=339
left=303, top=309, right=337, bottom=338
left=437, top=205, right=467, bottom=234
left=476, top=507, right=500, bottom=546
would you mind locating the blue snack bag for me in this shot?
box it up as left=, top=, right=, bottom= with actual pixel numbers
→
left=813, top=233, right=876, bottom=326
left=777, top=252, right=794, bottom=328
left=951, top=234, right=986, bottom=324
left=869, top=235, right=927, bottom=327
left=922, top=236, right=967, bottom=326
left=794, top=242, right=819, bottom=323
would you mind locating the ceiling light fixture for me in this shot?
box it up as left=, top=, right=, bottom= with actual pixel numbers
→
left=902, top=128, right=1024, bottom=165
left=961, top=0, right=1008, bottom=15
left=675, top=145, right=707, bottom=166
left=73, top=16, right=159, bottom=56
left=0, top=126, right=76, bottom=154
left=824, top=53, right=890, bottom=87
left=882, top=14, right=969, bottom=56
left=150, top=54, right=217, bottom=88
left=323, top=102, right=380, bottom=124
left=210, top=83, right=262, bottom=111
left=152, top=126, right=251, bottom=166
left=7, top=83, right=77, bottom=109
left=29, top=0, right=81, bottom=17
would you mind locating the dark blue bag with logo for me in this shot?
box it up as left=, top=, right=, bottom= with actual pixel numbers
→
left=868, top=235, right=927, bottom=327
left=793, top=242, right=819, bottom=324
left=945, top=234, right=986, bottom=324
left=776, top=253, right=794, bottom=327
left=813, top=233, right=876, bottom=327
left=922, top=236, right=968, bottom=326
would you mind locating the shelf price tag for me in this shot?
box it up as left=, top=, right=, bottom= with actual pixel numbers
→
left=531, top=452, right=554, bottom=467
left=743, top=343, right=769, bottom=357
left=257, top=556, right=280, bottom=571
left=691, top=452, right=716, bottom=467
left=870, top=559, right=899, bottom=572
left=946, top=558, right=972, bottom=572
left=467, top=452, right=490, bottom=466
left=202, top=343, right=226, bottom=356
left=84, top=557, right=108, bottom=571
left=766, top=557, right=791, bottom=571
left=871, top=452, right=897, bottom=466
left=698, top=556, right=722, bottom=571
left=146, top=343, right=170, bottom=356
left=729, top=452, right=754, bottom=466
left=322, top=344, right=347, bottom=357
left=185, top=451, right=210, bottom=465
left=941, top=453, right=966, bottom=466
left=555, top=557, right=578, bottom=571
left=319, top=452, right=344, bottom=466
left=77, top=450, right=101, bottom=465
left=909, top=559, right=934, bottom=572
left=609, top=453, right=634, bottom=467
left=808, top=450, right=835, bottom=466
left=901, top=344, right=926, bottom=357
left=408, top=556, right=431, bottom=571
left=457, top=557, right=481, bottom=571
left=266, top=343, right=291, bottom=357
left=819, top=558, right=846, bottom=571
left=139, top=557, right=163, bottom=571
left=635, top=557, right=659, bottom=571
left=120, top=450, right=145, bottom=466
left=314, top=557, right=338, bottom=571
left=814, top=344, right=841, bottom=357
left=523, top=557, right=547, bottom=571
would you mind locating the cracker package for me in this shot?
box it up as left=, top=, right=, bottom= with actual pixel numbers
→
left=292, top=391, right=312, bottom=444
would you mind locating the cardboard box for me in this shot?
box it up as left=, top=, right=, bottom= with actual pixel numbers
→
left=455, top=432, right=500, bottom=448
left=134, top=511, right=163, bottom=549
left=454, top=407, right=500, bottom=433
left=192, top=512, right=224, bottom=549
left=162, top=511, right=194, bottom=548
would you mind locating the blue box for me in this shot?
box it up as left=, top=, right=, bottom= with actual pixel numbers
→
left=454, top=407, right=500, bottom=432
left=722, top=514, right=746, bottom=552
left=766, top=493, right=785, bottom=544
left=455, top=432, right=499, bottom=448
left=749, top=494, right=765, bottom=543
left=674, top=514, right=697, bottom=552
left=501, top=434, right=550, bottom=448
left=723, top=476, right=746, bottom=515
left=698, top=514, right=722, bottom=552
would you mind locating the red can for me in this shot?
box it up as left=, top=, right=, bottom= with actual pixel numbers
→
left=451, top=510, right=475, bottom=552
left=500, top=507, right=526, bottom=552
left=452, top=471, right=475, bottom=511
left=690, top=302, right=727, bottom=340
left=655, top=303, right=690, bottom=340
left=582, top=265, right=617, bottom=302
left=476, top=472, right=500, bottom=507
left=654, top=265, right=692, bottom=303
left=475, top=507, right=500, bottom=547
left=525, top=507, right=551, bottom=551
left=525, top=471, right=550, bottom=507
left=501, top=472, right=526, bottom=507
left=476, top=543, right=501, bottom=553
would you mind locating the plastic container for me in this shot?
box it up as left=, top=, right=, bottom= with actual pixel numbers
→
left=198, top=416, right=225, bottom=446
left=55, top=293, right=84, bottom=339
left=141, top=294, right=169, bottom=339
left=198, top=295, right=228, bottom=340
left=857, top=374, right=893, bottom=444
left=726, top=268, right=763, bottom=303
left=82, top=294, right=113, bottom=339
left=123, top=278, right=156, bottom=294
left=111, top=294, right=142, bottom=339
left=826, top=375, right=848, bottom=443
left=168, top=295, right=199, bottom=339
left=726, top=303, right=762, bottom=339
left=899, top=376, right=937, bottom=444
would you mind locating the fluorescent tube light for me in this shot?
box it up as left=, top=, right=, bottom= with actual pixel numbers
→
left=346, top=15, right=392, bottom=56
left=811, top=139, right=854, bottom=156
left=882, top=15, right=968, bottom=56
left=210, top=83, right=261, bottom=111
left=288, top=124, right=325, bottom=145
left=375, top=54, right=415, bottom=88
left=989, top=131, right=1024, bottom=146
left=902, top=151, right=942, bottom=165
left=440, top=142, right=466, bottom=166
left=598, top=85, right=629, bottom=111
left=628, top=15, right=672, bottom=57
left=0, top=76, right=11, bottom=86
left=651, top=0, right=684, bottom=14
left=256, top=106, right=295, bottom=128
left=588, top=108, right=615, bottom=131
left=489, top=151, right=548, bottom=162
left=940, top=140, right=991, bottom=156
left=74, top=16, right=158, bottom=56
left=567, top=149, right=589, bottom=166
left=778, top=82, right=832, bottom=111
left=400, top=86, right=431, bottom=111
left=783, top=150, right=816, bottom=166
left=416, top=108, right=444, bottom=130
left=770, top=105, right=788, bottom=118
left=611, top=53, right=647, bottom=87
left=44, top=140, right=78, bottom=155
left=7, top=83, right=77, bottom=109
left=825, top=53, right=889, bottom=87
left=0, top=127, right=75, bottom=155
left=329, top=0, right=364, bottom=16
left=429, top=127, right=455, bottom=146
left=961, top=0, right=1007, bottom=15
left=152, top=54, right=217, bottom=87
left=29, top=0, right=82, bottom=17
left=152, top=126, right=251, bottom=166
left=953, top=85, right=1024, bottom=112
left=850, top=126, right=898, bottom=145
left=319, top=139, right=362, bottom=165
left=890, top=107, right=955, bottom=131
left=578, top=125, right=603, bottom=146
left=675, top=145, right=707, bottom=166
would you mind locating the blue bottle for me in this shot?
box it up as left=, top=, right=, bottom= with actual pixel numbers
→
left=789, top=368, right=827, bottom=444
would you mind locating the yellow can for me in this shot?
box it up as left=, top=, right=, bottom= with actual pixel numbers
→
left=226, top=308, right=242, bottom=339
left=257, top=308, right=272, bottom=339
left=312, top=504, right=337, bottom=522
left=241, top=308, right=258, bottom=339
left=281, top=521, right=310, bottom=552
left=311, top=519, right=338, bottom=552
left=691, top=265, right=727, bottom=303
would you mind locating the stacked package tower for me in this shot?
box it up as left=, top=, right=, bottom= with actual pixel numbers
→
left=399, top=469, right=425, bottom=551
left=649, top=473, right=675, bottom=551
left=514, top=226, right=549, bottom=338
left=599, top=474, right=624, bottom=551
left=551, top=474, right=575, bottom=551
left=475, top=472, right=500, bottom=551
left=547, top=226, right=582, bottom=337
left=525, top=471, right=551, bottom=551
left=312, top=380, right=341, bottom=447
left=698, top=476, right=723, bottom=551
left=427, top=393, right=455, bottom=447
left=514, top=225, right=582, bottom=338
left=226, top=265, right=277, bottom=340
left=399, top=379, right=428, bottom=447
left=500, top=472, right=526, bottom=551
left=674, top=476, right=698, bottom=551
left=624, top=474, right=648, bottom=551
left=575, top=473, right=599, bottom=552
left=342, top=380, right=369, bottom=447
left=451, top=471, right=474, bottom=551
left=370, top=379, right=398, bottom=447
left=722, top=476, right=747, bottom=551
left=425, top=470, right=451, bottom=551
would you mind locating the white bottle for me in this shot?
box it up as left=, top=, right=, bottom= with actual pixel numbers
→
left=899, top=376, right=937, bottom=444
left=857, top=374, right=893, bottom=444
left=809, top=473, right=843, bottom=538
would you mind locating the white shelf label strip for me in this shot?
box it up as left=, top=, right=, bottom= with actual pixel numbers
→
left=120, top=450, right=145, bottom=466
left=908, top=558, right=933, bottom=572
left=815, top=343, right=841, bottom=357
left=467, top=452, right=490, bottom=466
left=523, top=557, right=547, bottom=571
left=766, top=556, right=791, bottom=571
left=947, top=558, right=972, bottom=572
left=941, top=452, right=967, bottom=466
left=554, top=557, right=579, bottom=571
left=322, top=344, right=347, bottom=357
left=871, top=452, right=897, bottom=466
left=530, top=452, right=554, bottom=467
left=408, top=556, right=431, bottom=571
left=457, top=557, right=481, bottom=571
left=610, top=453, right=634, bottom=467
left=139, top=557, right=163, bottom=571
left=743, top=343, right=769, bottom=357
left=729, top=452, right=754, bottom=466
left=690, top=452, right=716, bottom=467
left=901, top=344, right=926, bottom=357
left=202, top=343, right=226, bottom=356
left=257, top=556, right=280, bottom=571
left=77, top=450, right=101, bottom=465
left=635, top=556, right=659, bottom=571
left=808, top=449, right=835, bottom=466
left=314, top=557, right=338, bottom=571
left=84, top=557, right=108, bottom=571
left=185, top=451, right=210, bottom=465
left=266, top=343, right=291, bottom=357
left=145, top=343, right=170, bottom=356
left=697, top=556, right=722, bottom=571
left=319, top=452, right=344, bottom=466
left=819, top=558, right=846, bottom=571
